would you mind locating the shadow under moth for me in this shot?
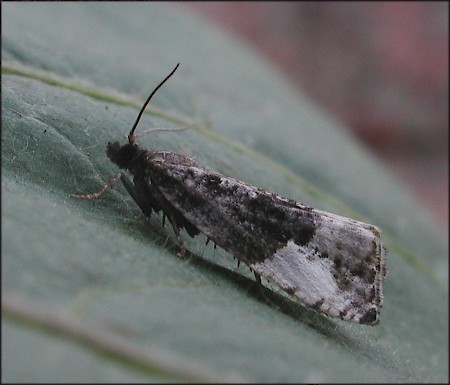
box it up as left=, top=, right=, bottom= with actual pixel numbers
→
left=71, top=64, right=387, bottom=325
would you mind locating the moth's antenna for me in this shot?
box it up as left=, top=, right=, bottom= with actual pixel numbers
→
left=134, top=124, right=194, bottom=140
left=128, top=63, right=180, bottom=142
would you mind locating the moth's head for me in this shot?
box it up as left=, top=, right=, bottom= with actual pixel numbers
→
left=106, top=65, right=181, bottom=170
left=106, top=64, right=189, bottom=170
left=106, top=141, right=140, bottom=169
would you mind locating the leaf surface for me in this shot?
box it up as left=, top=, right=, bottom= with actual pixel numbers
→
left=2, top=3, right=447, bottom=382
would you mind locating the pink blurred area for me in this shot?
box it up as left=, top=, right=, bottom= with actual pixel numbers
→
left=184, top=2, right=448, bottom=232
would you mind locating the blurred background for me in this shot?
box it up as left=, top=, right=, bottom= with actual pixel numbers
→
left=183, top=2, right=448, bottom=232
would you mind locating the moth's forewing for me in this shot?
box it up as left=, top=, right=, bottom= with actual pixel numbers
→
left=250, top=213, right=386, bottom=325
left=148, top=153, right=386, bottom=325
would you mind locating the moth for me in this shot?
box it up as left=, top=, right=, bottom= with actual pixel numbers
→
left=72, top=64, right=387, bottom=325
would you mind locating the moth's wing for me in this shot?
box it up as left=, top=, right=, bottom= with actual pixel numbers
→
left=150, top=158, right=386, bottom=325
left=249, top=211, right=386, bottom=325
left=145, top=151, right=202, bottom=237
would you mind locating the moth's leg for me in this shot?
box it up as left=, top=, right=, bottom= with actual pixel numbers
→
left=157, top=212, right=186, bottom=258
left=205, top=237, right=217, bottom=249
left=164, top=212, right=187, bottom=258
left=119, top=175, right=154, bottom=216
left=174, top=229, right=187, bottom=258
left=251, top=270, right=281, bottom=310
left=70, top=172, right=122, bottom=199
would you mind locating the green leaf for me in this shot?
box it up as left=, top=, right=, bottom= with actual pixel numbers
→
left=2, top=3, right=447, bottom=382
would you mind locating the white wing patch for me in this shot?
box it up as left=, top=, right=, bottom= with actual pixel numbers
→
left=250, top=240, right=380, bottom=324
